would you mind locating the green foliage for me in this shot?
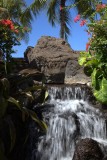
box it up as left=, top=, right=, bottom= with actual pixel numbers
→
left=0, top=20, right=20, bottom=64
left=94, top=78, right=107, bottom=104
left=78, top=1, right=107, bottom=104
left=0, top=78, right=47, bottom=159
left=0, top=0, right=32, bottom=74
left=78, top=51, right=92, bottom=66
left=0, top=0, right=31, bottom=41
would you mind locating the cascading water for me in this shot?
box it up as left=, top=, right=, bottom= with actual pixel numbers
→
left=33, top=85, right=107, bottom=160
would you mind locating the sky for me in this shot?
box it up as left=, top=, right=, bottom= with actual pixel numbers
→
left=13, top=2, right=89, bottom=58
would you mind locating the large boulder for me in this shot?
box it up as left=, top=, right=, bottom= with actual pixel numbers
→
left=73, top=138, right=104, bottom=160
left=27, top=36, right=72, bottom=83
left=26, top=36, right=90, bottom=84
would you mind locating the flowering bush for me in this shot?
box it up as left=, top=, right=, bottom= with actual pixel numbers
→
left=0, top=19, right=20, bottom=62
left=0, top=19, right=30, bottom=74
left=78, top=2, right=107, bottom=104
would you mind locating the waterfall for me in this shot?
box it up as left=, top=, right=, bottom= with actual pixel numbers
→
left=32, top=86, right=107, bottom=160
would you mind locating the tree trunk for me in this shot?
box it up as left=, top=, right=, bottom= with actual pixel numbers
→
left=60, top=0, right=66, bottom=39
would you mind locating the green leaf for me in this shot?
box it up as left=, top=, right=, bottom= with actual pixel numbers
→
left=44, top=91, right=48, bottom=102
left=84, top=66, right=93, bottom=77
left=0, top=139, right=7, bottom=160
left=25, top=92, right=34, bottom=100
left=78, top=57, right=86, bottom=66
left=85, top=59, right=99, bottom=67
left=0, top=97, right=8, bottom=118
left=94, top=78, right=107, bottom=104
left=1, top=78, right=9, bottom=98
left=91, top=68, right=102, bottom=90
left=8, top=97, right=21, bottom=110
left=5, top=116, right=16, bottom=152
left=24, top=85, right=44, bottom=92
left=91, top=68, right=97, bottom=89
left=41, top=121, right=48, bottom=130
left=0, top=150, right=7, bottom=160
left=21, top=107, right=29, bottom=122
left=26, top=108, right=47, bottom=131
left=78, top=51, right=92, bottom=66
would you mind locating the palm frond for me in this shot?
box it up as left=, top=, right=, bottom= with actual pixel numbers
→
left=74, top=0, right=99, bottom=18
left=0, top=0, right=33, bottom=42
left=47, top=0, right=59, bottom=26
left=30, top=0, right=46, bottom=14
left=0, top=7, right=8, bottom=18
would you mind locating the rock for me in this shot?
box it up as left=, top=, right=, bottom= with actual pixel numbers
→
left=8, top=69, right=43, bottom=93
left=73, top=138, right=104, bottom=160
left=26, top=36, right=73, bottom=83
left=103, top=156, right=107, bottom=160
left=19, top=68, right=44, bottom=82
left=24, top=46, right=34, bottom=62
left=8, top=71, right=45, bottom=108
left=65, top=55, right=90, bottom=84
left=25, top=36, right=90, bottom=84
left=11, top=58, right=29, bottom=73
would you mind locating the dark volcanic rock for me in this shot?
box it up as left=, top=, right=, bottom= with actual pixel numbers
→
left=8, top=69, right=45, bottom=108
left=26, top=36, right=73, bottom=83
left=65, top=58, right=90, bottom=84
left=73, top=138, right=104, bottom=160
left=103, top=156, right=107, bottom=160
left=24, top=46, right=34, bottom=62
left=26, top=36, right=90, bottom=84
left=19, top=68, right=44, bottom=82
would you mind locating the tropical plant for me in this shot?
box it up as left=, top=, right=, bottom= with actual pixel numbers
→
left=0, top=0, right=32, bottom=41
left=0, top=0, right=31, bottom=74
left=0, top=19, right=21, bottom=74
left=0, top=78, right=47, bottom=159
left=78, top=1, right=107, bottom=104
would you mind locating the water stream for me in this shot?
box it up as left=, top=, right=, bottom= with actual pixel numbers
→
left=33, top=86, right=107, bottom=160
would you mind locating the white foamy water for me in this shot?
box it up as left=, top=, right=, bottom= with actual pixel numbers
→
left=35, top=86, right=107, bottom=160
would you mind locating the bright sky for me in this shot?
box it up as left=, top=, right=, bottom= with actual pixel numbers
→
left=13, top=2, right=89, bottom=58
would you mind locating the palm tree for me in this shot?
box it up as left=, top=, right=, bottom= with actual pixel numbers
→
left=47, top=0, right=100, bottom=41
left=47, top=0, right=71, bottom=41
left=30, top=0, right=100, bottom=41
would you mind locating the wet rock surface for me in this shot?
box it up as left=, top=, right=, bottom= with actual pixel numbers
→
left=73, top=138, right=104, bottom=160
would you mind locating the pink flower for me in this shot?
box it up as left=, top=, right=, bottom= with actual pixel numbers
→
left=14, top=29, right=19, bottom=33
left=0, top=19, right=13, bottom=26
left=10, top=24, right=14, bottom=30
left=96, top=4, right=106, bottom=11
left=102, top=4, right=106, bottom=8
left=80, top=20, right=86, bottom=26
left=74, top=14, right=81, bottom=22
left=0, top=19, right=15, bottom=30
left=60, top=6, right=63, bottom=11
left=86, top=42, right=90, bottom=51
